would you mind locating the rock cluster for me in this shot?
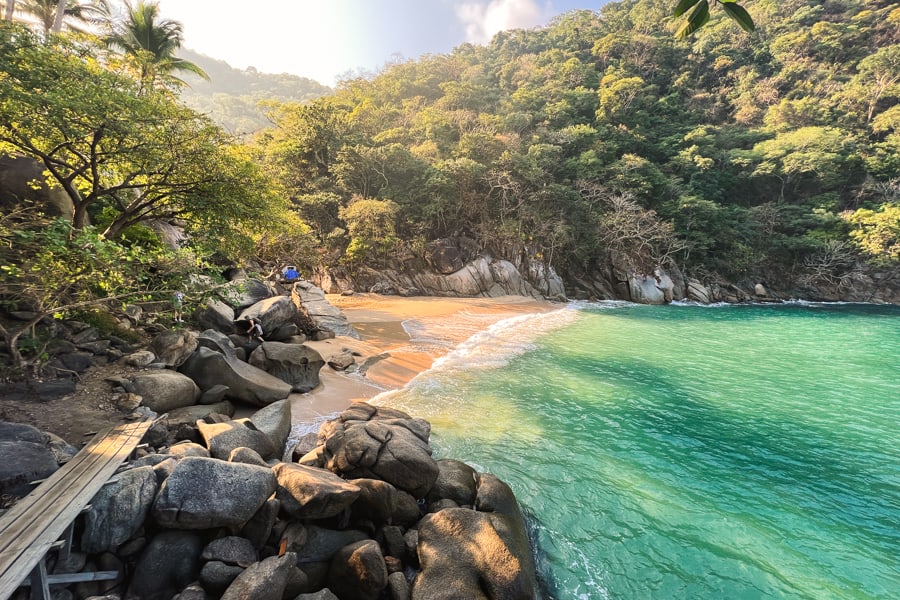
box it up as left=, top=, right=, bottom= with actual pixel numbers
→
left=0, top=401, right=538, bottom=600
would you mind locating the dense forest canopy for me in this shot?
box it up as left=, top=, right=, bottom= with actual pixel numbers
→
left=246, top=0, right=898, bottom=289
left=1, top=0, right=899, bottom=369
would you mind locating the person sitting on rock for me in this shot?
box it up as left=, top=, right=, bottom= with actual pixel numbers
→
left=282, top=265, right=299, bottom=282
left=246, top=318, right=264, bottom=342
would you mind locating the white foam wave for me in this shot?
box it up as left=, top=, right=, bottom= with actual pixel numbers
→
left=370, top=307, right=579, bottom=410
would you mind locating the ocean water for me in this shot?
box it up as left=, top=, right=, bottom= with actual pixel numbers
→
left=374, top=302, right=900, bottom=599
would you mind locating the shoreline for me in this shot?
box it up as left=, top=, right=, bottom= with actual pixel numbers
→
left=293, top=294, right=558, bottom=424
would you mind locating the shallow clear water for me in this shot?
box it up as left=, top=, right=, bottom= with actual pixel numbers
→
left=376, top=302, right=900, bottom=599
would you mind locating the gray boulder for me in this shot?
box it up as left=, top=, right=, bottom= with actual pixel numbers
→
left=412, top=507, right=537, bottom=600
left=220, top=552, right=297, bottom=600
left=228, top=446, right=269, bottom=467
left=295, top=590, right=340, bottom=600
left=166, top=442, right=210, bottom=459
left=194, top=298, right=236, bottom=334
left=328, top=540, right=388, bottom=600
left=282, top=523, right=369, bottom=563
left=236, top=295, right=299, bottom=336
left=152, top=457, right=276, bottom=529
left=128, top=531, right=204, bottom=600
left=319, top=404, right=438, bottom=498
left=0, top=154, right=74, bottom=218
left=249, top=399, right=292, bottom=458
left=128, top=371, right=200, bottom=413
left=197, top=329, right=239, bottom=358
left=327, top=350, right=356, bottom=371
left=202, top=536, right=258, bottom=567
left=248, top=342, right=325, bottom=393
left=151, top=329, right=198, bottom=368
left=426, top=459, right=477, bottom=506
left=0, top=440, right=59, bottom=497
left=200, top=561, right=244, bottom=596
left=241, top=498, right=280, bottom=550
left=81, top=466, right=158, bottom=553
left=348, top=478, right=399, bottom=525
left=197, top=419, right=277, bottom=460
left=218, top=278, right=275, bottom=311
left=179, top=346, right=292, bottom=406
left=291, top=281, right=359, bottom=338
left=165, top=400, right=235, bottom=430
left=273, top=462, right=361, bottom=520
left=199, top=384, right=230, bottom=405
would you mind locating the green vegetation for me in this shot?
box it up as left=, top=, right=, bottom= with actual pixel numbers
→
left=252, top=0, right=899, bottom=286
left=1, top=0, right=899, bottom=371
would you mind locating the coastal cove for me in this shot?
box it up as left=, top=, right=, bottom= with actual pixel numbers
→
left=318, top=297, right=900, bottom=599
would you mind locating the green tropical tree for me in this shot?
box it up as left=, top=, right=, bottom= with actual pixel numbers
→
left=14, top=0, right=107, bottom=36
left=105, top=0, right=207, bottom=93
left=0, top=25, right=269, bottom=242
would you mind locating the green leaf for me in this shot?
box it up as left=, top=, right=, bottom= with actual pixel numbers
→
left=722, top=3, right=755, bottom=33
left=675, top=0, right=710, bottom=39
left=674, top=0, right=701, bottom=18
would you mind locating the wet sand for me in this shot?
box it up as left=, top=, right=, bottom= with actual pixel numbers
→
left=293, top=294, right=556, bottom=424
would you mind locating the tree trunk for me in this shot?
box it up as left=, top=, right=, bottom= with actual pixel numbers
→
left=51, top=0, right=66, bottom=33
left=3, top=1, right=15, bottom=21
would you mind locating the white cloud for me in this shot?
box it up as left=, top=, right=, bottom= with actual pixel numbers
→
left=454, top=0, right=554, bottom=44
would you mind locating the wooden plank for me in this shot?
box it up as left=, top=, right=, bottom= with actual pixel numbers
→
left=0, top=422, right=146, bottom=555
left=0, top=429, right=127, bottom=551
left=0, top=421, right=150, bottom=599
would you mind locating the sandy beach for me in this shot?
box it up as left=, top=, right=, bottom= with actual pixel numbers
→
left=293, top=294, right=557, bottom=424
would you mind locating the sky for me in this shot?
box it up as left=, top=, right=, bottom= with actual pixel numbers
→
left=151, top=0, right=609, bottom=86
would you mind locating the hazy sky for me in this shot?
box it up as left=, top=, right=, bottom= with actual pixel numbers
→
left=151, top=0, right=609, bottom=86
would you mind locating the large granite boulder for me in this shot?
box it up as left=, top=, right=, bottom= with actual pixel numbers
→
left=179, top=346, right=292, bottom=406
left=426, top=459, right=478, bottom=506
left=236, top=295, right=299, bottom=337
left=273, top=462, right=361, bottom=520
left=250, top=399, right=292, bottom=458
left=197, top=329, right=239, bottom=358
left=413, top=507, right=537, bottom=600
left=248, top=342, right=325, bottom=393
left=281, top=524, right=369, bottom=563
left=151, top=329, right=198, bottom=368
left=291, top=280, right=359, bottom=338
left=327, top=540, right=388, bottom=600
left=0, top=154, right=74, bottom=218
left=193, top=298, right=236, bottom=334
left=81, top=466, right=158, bottom=553
left=165, top=400, right=235, bottom=430
left=318, top=403, right=439, bottom=498
left=217, top=278, right=275, bottom=311
left=347, top=478, right=399, bottom=525
left=152, top=457, right=276, bottom=529
left=629, top=269, right=675, bottom=304
left=197, top=419, right=277, bottom=461
left=128, top=371, right=200, bottom=413
left=0, top=422, right=60, bottom=497
left=202, top=536, right=258, bottom=567
left=220, top=552, right=297, bottom=600
left=128, top=531, right=204, bottom=600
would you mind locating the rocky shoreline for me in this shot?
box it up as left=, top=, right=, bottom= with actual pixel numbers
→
left=0, top=280, right=543, bottom=600
left=1, top=400, right=538, bottom=600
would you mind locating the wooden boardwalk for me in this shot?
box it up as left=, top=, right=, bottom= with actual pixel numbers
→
left=0, top=420, right=152, bottom=600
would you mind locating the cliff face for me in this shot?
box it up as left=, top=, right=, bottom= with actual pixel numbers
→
left=314, top=237, right=900, bottom=305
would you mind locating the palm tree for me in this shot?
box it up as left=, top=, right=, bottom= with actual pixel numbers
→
left=105, top=0, right=208, bottom=93
left=15, top=0, right=107, bottom=36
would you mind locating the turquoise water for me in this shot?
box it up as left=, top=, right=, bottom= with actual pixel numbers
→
left=376, top=302, right=900, bottom=599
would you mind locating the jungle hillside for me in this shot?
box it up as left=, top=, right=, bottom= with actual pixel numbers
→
left=1, top=0, right=899, bottom=371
